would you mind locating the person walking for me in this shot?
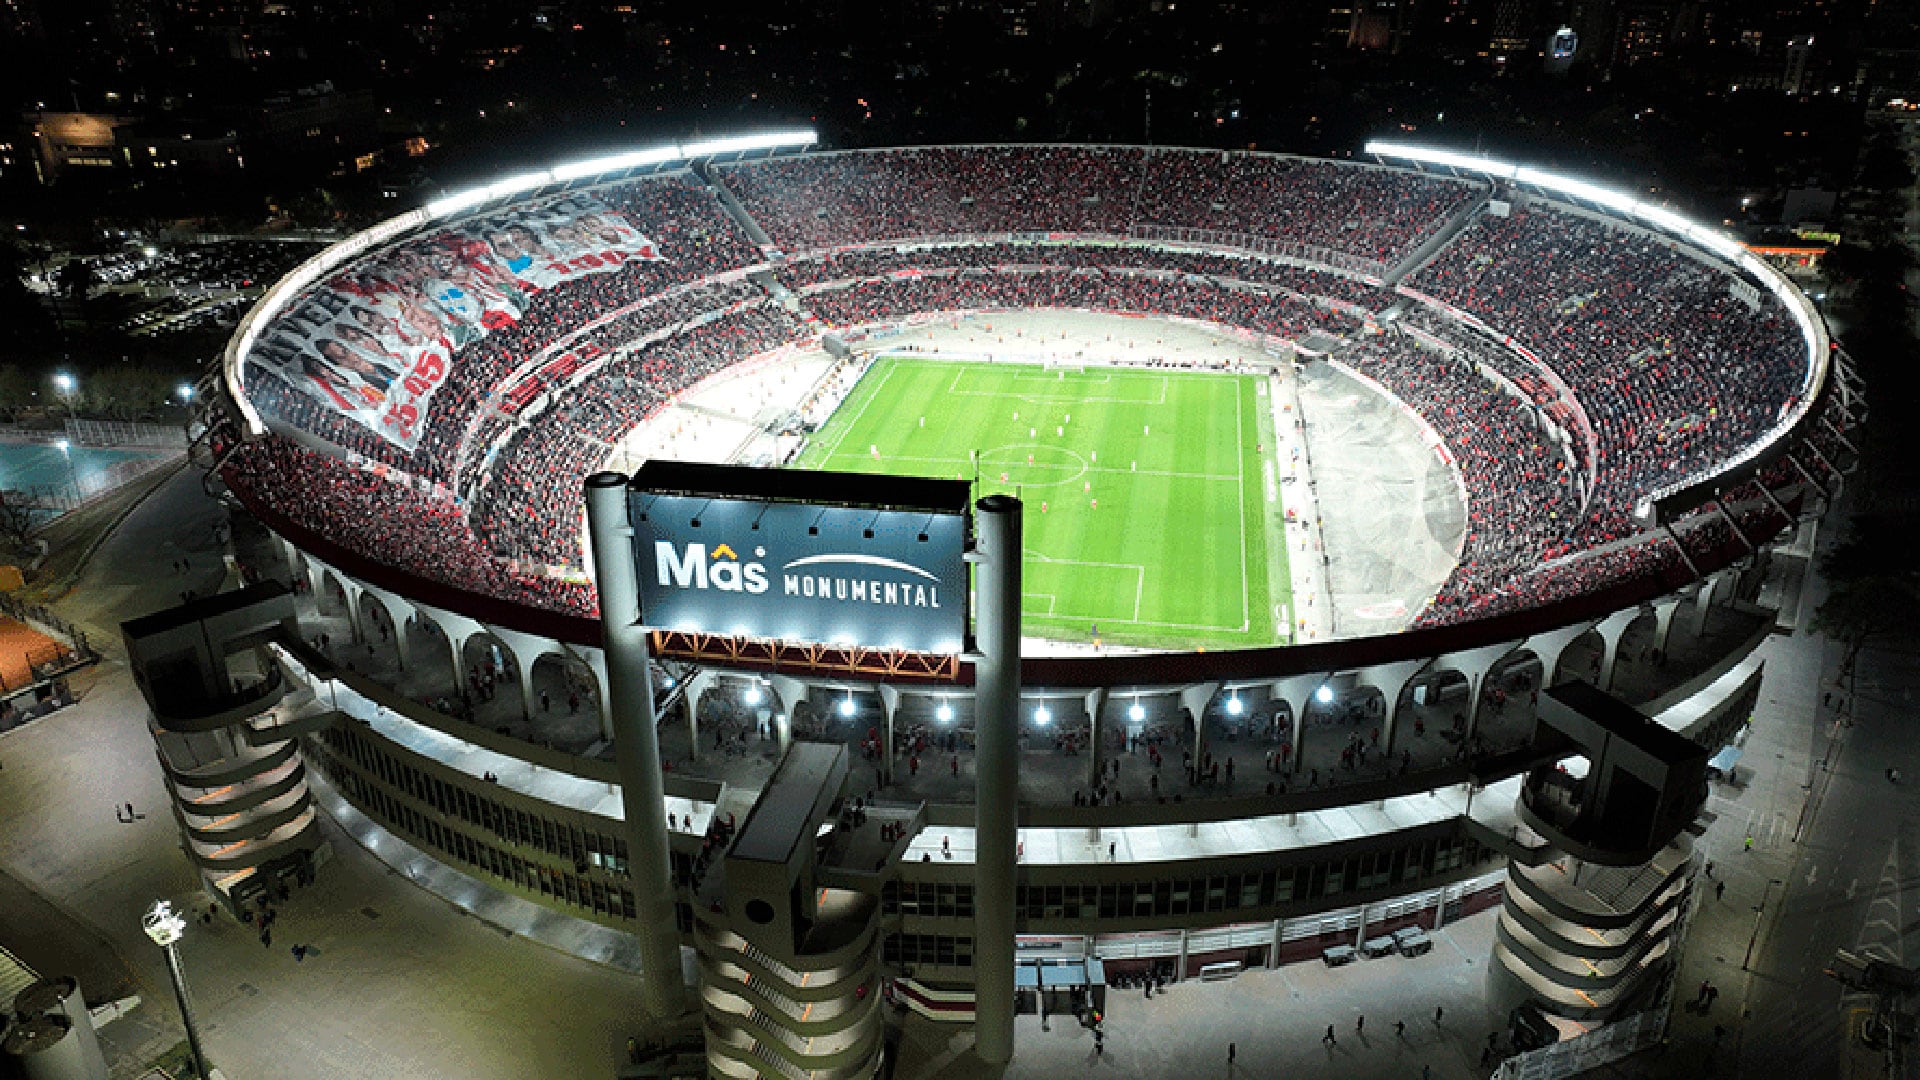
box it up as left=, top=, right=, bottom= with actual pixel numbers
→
left=1356, top=1015, right=1364, bottom=1035
left=1395, top=1020, right=1406, bottom=1038
left=1323, top=1024, right=1336, bottom=1045
left=1716, top=880, right=1726, bottom=900
left=1434, top=1005, right=1444, bottom=1025
left=1228, top=1042, right=1236, bottom=1065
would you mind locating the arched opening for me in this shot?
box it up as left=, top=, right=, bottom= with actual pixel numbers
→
left=1297, top=684, right=1388, bottom=786
left=1608, top=609, right=1661, bottom=696
left=1474, top=650, right=1543, bottom=751
left=1398, top=668, right=1469, bottom=770
left=405, top=614, right=460, bottom=704
left=526, top=652, right=604, bottom=755
left=1552, top=629, right=1605, bottom=687
left=460, top=631, right=526, bottom=728
left=315, top=569, right=349, bottom=620
left=353, top=593, right=404, bottom=681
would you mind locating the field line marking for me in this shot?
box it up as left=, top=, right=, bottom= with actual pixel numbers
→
left=1022, top=550, right=1148, bottom=626
left=879, top=453, right=1234, bottom=483
left=813, top=359, right=899, bottom=466
left=1237, top=380, right=1250, bottom=633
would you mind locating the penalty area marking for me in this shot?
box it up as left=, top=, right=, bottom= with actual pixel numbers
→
left=942, top=367, right=1170, bottom=407
left=1021, top=549, right=1147, bottom=625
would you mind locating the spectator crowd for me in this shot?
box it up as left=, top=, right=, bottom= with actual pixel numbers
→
left=720, top=146, right=1478, bottom=271
left=220, top=151, right=1820, bottom=637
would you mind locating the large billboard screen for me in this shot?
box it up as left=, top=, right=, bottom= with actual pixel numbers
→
left=628, top=464, right=970, bottom=654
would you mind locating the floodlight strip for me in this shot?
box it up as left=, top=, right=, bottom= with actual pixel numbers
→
left=1364, top=139, right=1831, bottom=505
left=222, top=130, right=816, bottom=435
left=425, top=130, right=818, bottom=217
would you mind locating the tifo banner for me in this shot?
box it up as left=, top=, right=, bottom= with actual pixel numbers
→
left=249, top=194, right=663, bottom=449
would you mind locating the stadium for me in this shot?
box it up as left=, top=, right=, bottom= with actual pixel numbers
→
left=175, top=133, right=1858, bottom=1076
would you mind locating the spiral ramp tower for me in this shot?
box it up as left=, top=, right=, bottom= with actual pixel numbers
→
left=122, top=582, right=333, bottom=907
left=694, top=742, right=884, bottom=1080
left=1492, top=681, right=1709, bottom=1025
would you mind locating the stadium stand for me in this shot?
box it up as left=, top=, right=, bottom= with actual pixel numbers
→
left=221, top=148, right=1821, bottom=640
left=1405, top=202, right=1806, bottom=549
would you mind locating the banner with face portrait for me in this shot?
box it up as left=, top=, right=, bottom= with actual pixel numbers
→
left=247, top=193, right=664, bottom=451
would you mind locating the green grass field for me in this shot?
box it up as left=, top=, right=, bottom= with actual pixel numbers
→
left=792, top=357, right=1290, bottom=649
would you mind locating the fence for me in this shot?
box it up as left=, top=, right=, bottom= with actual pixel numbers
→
left=1, top=447, right=183, bottom=521
left=0, top=592, right=97, bottom=696
left=0, top=640, right=87, bottom=696
left=65, top=419, right=189, bottom=449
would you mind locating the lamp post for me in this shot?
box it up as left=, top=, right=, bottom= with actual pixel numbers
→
left=1742, top=878, right=1784, bottom=971
left=143, top=900, right=213, bottom=1080
left=53, top=371, right=77, bottom=421
left=53, top=437, right=80, bottom=503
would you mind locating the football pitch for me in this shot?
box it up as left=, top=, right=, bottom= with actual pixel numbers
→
left=792, top=357, right=1290, bottom=649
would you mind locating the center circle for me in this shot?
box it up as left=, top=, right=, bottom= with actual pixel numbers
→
left=974, top=443, right=1090, bottom=489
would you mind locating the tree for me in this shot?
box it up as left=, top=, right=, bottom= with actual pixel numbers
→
left=1811, top=519, right=1920, bottom=668
left=55, top=259, right=96, bottom=314
left=1858, top=141, right=1916, bottom=192
left=0, top=240, right=54, bottom=356
left=0, top=487, right=39, bottom=563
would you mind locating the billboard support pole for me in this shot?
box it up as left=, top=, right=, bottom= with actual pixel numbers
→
left=972, top=494, right=1022, bottom=1065
left=585, top=472, right=689, bottom=1022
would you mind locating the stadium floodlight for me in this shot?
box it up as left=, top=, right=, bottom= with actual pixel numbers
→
left=1632, top=203, right=1693, bottom=237
left=743, top=685, right=763, bottom=706
left=1128, top=701, right=1146, bottom=723
left=936, top=701, right=954, bottom=723
left=679, top=130, right=818, bottom=159
left=486, top=170, right=554, bottom=201
left=1226, top=695, right=1244, bottom=716
left=1362, top=141, right=1519, bottom=180
left=53, top=372, right=75, bottom=393
left=1314, top=684, right=1335, bottom=705
left=176, top=383, right=195, bottom=402
left=551, top=146, right=682, bottom=183
left=838, top=695, right=856, bottom=718
left=1513, top=167, right=1639, bottom=216
left=1033, top=705, right=1052, bottom=726
left=425, top=187, right=495, bottom=219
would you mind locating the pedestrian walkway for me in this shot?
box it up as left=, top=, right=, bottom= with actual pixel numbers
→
left=0, top=469, right=658, bottom=1080
left=894, top=912, right=1507, bottom=1080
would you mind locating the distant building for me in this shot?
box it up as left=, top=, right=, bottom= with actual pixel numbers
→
left=1489, top=0, right=1539, bottom=58
left=1345, top=0, right=1417, bottom=50
left=20, top=109, right=135, bottom=184
left=247, top=83, right=380, bottom=175
left=116, top=118, right=244, bottom=177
